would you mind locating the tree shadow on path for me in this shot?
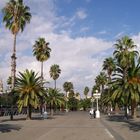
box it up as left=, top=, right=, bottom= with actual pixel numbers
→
left=0, top=124, right=22, bottom=133
left=106, top=115, right=140, bottom=132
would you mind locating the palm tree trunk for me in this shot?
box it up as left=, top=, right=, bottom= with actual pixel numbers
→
left=27, top=104, right=32, bottom=120
left=101, top=85, right=104, bottom=93
left=115, top=103, right=119, bottom=114
left=41, top=61, right=43, bottom=83
left=10, top=34, right=17, bottom=120
left=11, top=34, right=17, bottom=90
left=124, top=105, right=128, bottom=119
left=131, top=100, right=137, bottom=118
left=54, top=80, right=56, bottom=89
left=40, top=62, right=44, bottom=115
left=65, top=92, right=68, bottom=112
left=50, top=103, right=54, bottom=117
left=10, top=106, right=13, bottom=120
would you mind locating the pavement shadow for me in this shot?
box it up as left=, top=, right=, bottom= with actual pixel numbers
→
left=0, top=124, right=22, bottom=133
left=0, top=116, right=54, bottom=122
left=0, top=117, right=26, bottom=123
left=106, top=115, right=140, bottom=132
left=123, top=121, right=140, bottom=132
left=107, top=115, right=130, bottom=122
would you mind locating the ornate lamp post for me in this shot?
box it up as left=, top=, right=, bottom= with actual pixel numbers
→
left=93, top=90, right=101, bottom=118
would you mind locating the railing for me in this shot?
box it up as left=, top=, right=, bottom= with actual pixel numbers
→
left=0, top=107, right=27, bottom=117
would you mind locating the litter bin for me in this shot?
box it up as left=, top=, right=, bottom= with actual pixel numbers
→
left=43, top=111, right=48, bottom=119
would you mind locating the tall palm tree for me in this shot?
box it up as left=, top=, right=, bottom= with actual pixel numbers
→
left=112, top=36, right=139, bottom=117
left=33, top=38, right=51, bottom=115
left=33, top=37, right=51, bottom=83
left=103, top=57, right=116, bottom=82
left=50, top=64, right=61, bottom=89
left=15, top=69, right=45, bottom=120
left=84, top=86, right=89, bottom=99
left=2, top=0, right=31, bottom=90
left=102, top=57, right=116, bottom=113
left=46, top=88, right=65, bottom=117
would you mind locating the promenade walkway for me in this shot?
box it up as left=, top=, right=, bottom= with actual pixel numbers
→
left=0, top=111, right=140, bottom=140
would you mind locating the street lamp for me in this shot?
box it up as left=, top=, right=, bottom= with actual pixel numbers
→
left=93, top=90, right=101, bottom=118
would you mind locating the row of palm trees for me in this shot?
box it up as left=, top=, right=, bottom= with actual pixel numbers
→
left=1, top=0, right=65, bottom=120
left=92, top=36, right=140, bottom=118
left=1, top=0, right=86, bottom=120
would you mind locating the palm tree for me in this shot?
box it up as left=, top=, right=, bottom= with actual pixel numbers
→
left=113, top=36, right=138, bottom=83
left=111, top=69, right=130, bottom=118
left=63, top=82, right=74, bottom=97
left=112, top=36, right=139, bottom=117
left=50, top=64, right=61, bottom=89
left=110, top=60, right=140, bottom=118
left=2, top=0, right=31, bottom=90
left=75, top=92, right=80, bottom=99
left=63, top=82, right=74, bottom=111
left=33, top=37, right=51, bottom=83
left=46, top=88, right=65, bottom=117
left=127, top=59, right=140, bottom=118
left=15, top=69, right=45, bottom=120
left=84, top=86, right=89, bottom=99
left=103, top=57, right=116, bottom=82
left=95, top=72, right=107, bottom=93
left=68, top=90, right=75, bottom=98
left=102, top=57, right=116, bottom=112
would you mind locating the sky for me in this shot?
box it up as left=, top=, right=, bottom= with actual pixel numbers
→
left=0, top=0, right=140, bottom=96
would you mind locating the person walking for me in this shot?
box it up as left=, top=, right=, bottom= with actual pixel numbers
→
left=89, top=108, right=94, bottom=119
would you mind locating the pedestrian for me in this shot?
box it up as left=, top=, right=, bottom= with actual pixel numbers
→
left=89, top=109, right=94, bottom=119
left=93, top=109, right=96, bottom=118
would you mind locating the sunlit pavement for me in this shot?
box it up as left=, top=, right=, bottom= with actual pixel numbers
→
left=0, top=111, right=140, bottom=140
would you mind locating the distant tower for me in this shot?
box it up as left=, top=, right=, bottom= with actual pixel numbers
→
left=0, top=79, right=3, bottom=94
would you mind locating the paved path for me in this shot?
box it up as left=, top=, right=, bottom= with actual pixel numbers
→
left=101, top=115, right=140, bottom=140
left=0, top=111, right=140, bottom=140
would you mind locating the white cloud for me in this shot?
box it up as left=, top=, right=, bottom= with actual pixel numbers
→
left=76, top=9, right=87, bottom=19
left=132, top=33, right=140, bottom=52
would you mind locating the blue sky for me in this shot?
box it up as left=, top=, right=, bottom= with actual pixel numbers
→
left=54, top=0, right=140, bottom=39
left=0, top=0, right=140, bottom=96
